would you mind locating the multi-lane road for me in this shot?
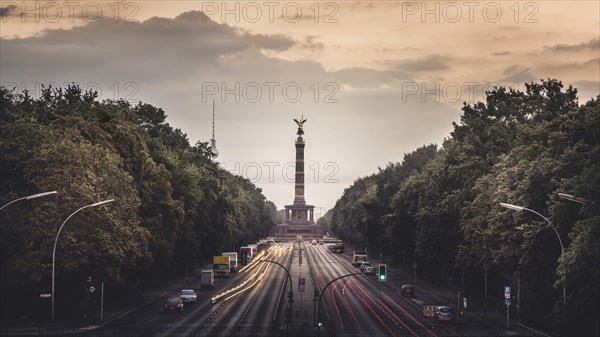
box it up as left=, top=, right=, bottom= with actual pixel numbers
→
left=306, top=242, right=465, bottom=337
left=62, top=242, right=503, bottom=337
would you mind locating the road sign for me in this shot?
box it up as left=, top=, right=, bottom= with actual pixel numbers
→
left=40, top=293, right=51, bottom=298
left=89, top=286, right=96, bottom=293
left=505, top=298, right=511, bottom=306
left=504, top=286, right=511, bottom=299
left=298, top=277, right=305, bottom=292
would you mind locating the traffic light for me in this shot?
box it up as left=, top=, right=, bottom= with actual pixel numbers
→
left=378, top=264, right=387, bottom=281
left=85, top=276, right=93, bottom=300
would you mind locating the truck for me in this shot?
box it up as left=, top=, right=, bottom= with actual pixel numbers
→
left=352, top=251, right=368, bottom=267
left=240, top=246, right=256, bottom=266
left=200, top=269, right=214, bottom=289
left=423, top=305, right=458, bottom=322
left=328, top=242, right=345, bottom=253
left=222, top=252, right=238, bottom=272
left=213, top=256, right=230, bottom=277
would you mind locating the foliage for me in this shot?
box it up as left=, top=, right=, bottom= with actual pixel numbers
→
left=0, top=84, right=274, bottom=320
left=328, top=79, right=599, bottom=335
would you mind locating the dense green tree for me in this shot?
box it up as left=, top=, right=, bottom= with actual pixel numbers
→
left=328, top=80, right=598, bottom=335
left=0, top=85, right=275, bottom=320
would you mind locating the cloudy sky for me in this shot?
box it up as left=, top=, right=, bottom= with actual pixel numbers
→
left=1, top=1, right=599, bottom=214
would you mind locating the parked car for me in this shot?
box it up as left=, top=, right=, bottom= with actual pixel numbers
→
left=163, top=297, right=184, bottom=312
left=364, top=266, right=376, bottom=275
left=359, top=261, right=371, bottom=272
left=400, top=285, right=415, bottom=297
left=435, top=306, right=455, bottom=321
left=179, top=289, right=197, bottom=304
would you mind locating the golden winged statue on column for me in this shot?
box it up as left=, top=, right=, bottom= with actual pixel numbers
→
left=293, top=115, right=307, bottom=136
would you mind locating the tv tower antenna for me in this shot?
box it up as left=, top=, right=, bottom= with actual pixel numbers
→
left=210, top=99, right=219, bottom=158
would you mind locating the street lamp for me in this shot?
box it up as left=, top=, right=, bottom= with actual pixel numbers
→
left=0, top=191, right=57, bottom=211
left=499, top=202, right=566, bottom=305
left=52, top=199, right=114, bottom=324
left=558, top=193, right=588, bottom=205
left=316, top=272, right=364, bottom=336
left=260, top=259, right=293, bottom=327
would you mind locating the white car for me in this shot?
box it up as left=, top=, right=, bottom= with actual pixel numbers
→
left=364, top=266, right=376, bottom=275
left=179, top=289, right=197, bottom=304
left=435, top=306, right=455, bottom=321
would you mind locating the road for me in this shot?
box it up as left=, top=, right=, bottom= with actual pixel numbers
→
left=307, top=242, right=466, bottom=337
left=94, top=244, right=291, bottom=337
left=4, top=242, right=506, bottom=337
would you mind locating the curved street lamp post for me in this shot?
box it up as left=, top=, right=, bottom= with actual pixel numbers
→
left=0, top=191, right=57, bottom=211
left=558, top=193, right=588, bottom=205
left=52, top=199, right=114, bottom=324
left=500, top=203, right=566, bottom=305
left=260, top=259, right=294, bottom=327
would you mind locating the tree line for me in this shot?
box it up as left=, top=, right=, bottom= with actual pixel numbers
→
left=324, top=79, right=599, bottom=336
left=0, top=85, right=276, bottom=320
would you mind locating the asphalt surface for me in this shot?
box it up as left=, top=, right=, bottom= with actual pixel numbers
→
left=0, top=243, right=548, bottom=337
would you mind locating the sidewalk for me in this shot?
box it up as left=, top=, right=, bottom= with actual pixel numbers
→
left=0, top=270, right=202, bottom=336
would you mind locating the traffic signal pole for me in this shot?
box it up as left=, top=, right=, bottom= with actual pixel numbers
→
left=316, top=272, right=365, bottom=337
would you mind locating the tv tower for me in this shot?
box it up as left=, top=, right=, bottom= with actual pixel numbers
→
left=210, top=99, right=219, bottom=158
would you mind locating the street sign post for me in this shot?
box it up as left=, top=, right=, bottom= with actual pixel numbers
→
left=298, top=277, right=305, bottom=292
left=504, top=286, right=511, bottom=329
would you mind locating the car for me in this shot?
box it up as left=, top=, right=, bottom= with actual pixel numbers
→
left=435, top=306, right=455, bottom=322
left=400, top=285, right=415, bottom=297
left=318, top=240, right=324, bottom=245
left=359, top=261, right=371, bottom=272
left=311, top=239, right=317, bottom=245
left=163, top=297, right=184, bottom=312
left=364, top=266, right=376, bottom=275
left=179, top=289, right=197, bottom=304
